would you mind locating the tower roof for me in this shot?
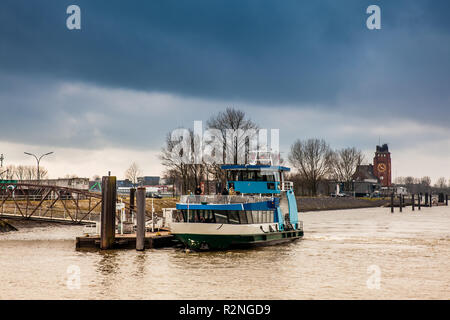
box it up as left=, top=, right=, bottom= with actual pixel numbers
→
left=376, top=144, right=389, bottom=153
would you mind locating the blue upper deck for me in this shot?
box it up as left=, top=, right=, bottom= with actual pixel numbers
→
left=221, top=164, right=291, bottom=194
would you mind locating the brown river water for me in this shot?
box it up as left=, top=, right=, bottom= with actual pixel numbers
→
left=0, top=206, right=449, bottom=299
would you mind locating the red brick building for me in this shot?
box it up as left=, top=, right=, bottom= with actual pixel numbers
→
left=373, top=144, right=392, bottom=187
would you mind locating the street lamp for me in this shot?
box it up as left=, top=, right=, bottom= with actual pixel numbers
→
left=24, top=152, right=54, bottom=181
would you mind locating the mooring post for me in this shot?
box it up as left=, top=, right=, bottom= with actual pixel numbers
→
left=130, top=187, right=136, bottom=221
left=399, top=195, right=403, bottom=212
left=429, top=193, right=432, bottom=207
left=412, top=194, right=415, bottom=211
left=446, top=194, right=448, bottom=206
left=418, top=193, right=421, bottom=211
left=391, top=193, right=394, bottom=213
left=100, top=176, right=116, bottom=250
left=425, top=193, right=428, bottom=206
left=136, top=187, right=146, bottom=251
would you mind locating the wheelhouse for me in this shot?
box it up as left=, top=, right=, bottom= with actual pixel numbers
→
left=221, top=164, right=292, bottom=194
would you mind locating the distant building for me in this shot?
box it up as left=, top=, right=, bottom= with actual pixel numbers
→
left=352, top=144, right=393, bottom=196
left=117, top=179, right=134, bottom=188
left=137, top=176, right=160, bottom=186
left=373, top=144, right=392, bottom=187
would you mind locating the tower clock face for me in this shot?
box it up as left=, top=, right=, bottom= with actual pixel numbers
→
left=377, top=163, right=387, bottom=173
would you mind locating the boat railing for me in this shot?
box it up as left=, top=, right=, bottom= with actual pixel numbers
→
left=179, top=195, right=274, bottom=204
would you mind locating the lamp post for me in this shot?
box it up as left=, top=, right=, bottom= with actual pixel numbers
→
left=24, top=152, right=53, bottom=181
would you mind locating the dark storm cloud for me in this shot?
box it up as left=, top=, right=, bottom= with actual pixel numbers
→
left=0, top=0, right=450, bottom=153
left=1, top=0, right=449, bottom=113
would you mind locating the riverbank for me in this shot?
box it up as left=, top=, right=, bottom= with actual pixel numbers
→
left=297, top=197, right=389, bottom=212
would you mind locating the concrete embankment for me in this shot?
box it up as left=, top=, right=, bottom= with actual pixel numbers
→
left=297, top=197, right=390, bottom=212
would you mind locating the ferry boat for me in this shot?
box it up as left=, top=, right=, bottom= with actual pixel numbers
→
left=171, top=164, right=303, bottom=250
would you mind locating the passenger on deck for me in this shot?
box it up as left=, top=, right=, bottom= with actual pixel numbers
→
left=221, top=187, right=229, bottom=195
left=195, top=185, right=202, bottom=195
left=229, top=186, right=235, bottom=195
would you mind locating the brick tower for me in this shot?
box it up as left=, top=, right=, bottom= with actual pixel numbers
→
left=373, top=144, right=391, bottom=187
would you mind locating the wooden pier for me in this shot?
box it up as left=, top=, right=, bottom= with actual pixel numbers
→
left=76, top=231, right=176, bottom=249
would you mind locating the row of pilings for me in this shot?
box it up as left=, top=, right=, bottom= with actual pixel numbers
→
left=390, top=193, right=449, bottom=213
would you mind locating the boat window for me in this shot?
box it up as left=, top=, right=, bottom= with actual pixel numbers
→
left=255, top=172, right=263, bottom=181
left=241, top=171, right=248, bottom=181
left=187, top=210, right=197, bottom=222
left=252, top=211, right=260, bottom=223
left=205, top=210, right=215, bottom=223
left=238, top=211, right=248, bottom=224
left=269, top=211, right=274, bottom=223
left=265, top=211, right=271, bottom=223
left=247, top=171, right=255, bottom=181
left=214, top=212, right=228, bottom=224
left=246, top=211, right=253, bottom=224
left=174, top=210, right=184, bottom=222
left=228, top=211, right=240, bottom=224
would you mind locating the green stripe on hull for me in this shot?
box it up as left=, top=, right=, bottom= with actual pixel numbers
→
left=174, top=230, right=304, bottom=250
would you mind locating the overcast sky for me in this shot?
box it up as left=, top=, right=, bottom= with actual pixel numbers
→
left=0, top=0, right=449, bottom=182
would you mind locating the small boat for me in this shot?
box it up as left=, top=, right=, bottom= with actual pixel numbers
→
left=170, top=164, right=303, bottom=250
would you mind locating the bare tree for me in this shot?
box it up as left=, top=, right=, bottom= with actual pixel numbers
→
left=394, top=176, right=405, bottom=185
left=331, top=147, right=364, bottom=191
left=288, top=138, right=334, bottom=196
left=420, top=176, right=431, bottom=187
left=435, top=177, right=447, bottom=188
left=207, top=107, right=258, bottom=165
left=14, top=165, right=26, bottom=181
left=125, top=162, right=142, bottom=185
left=404, top=176, right=415, bottom=185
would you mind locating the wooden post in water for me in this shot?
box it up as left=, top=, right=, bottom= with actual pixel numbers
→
left=391, top=193, right=394, bottom=213
left=101, top=176, right=116, bottom=250
left=412, top=194, right=415, bottom=211
left=425, top=193, right=428, bottom=206
left=418, top=193, right=421, bottom=211
left=399, top=195, right=403, bottom=212
left=129, top=188, right=136, bottom=219
left=429, top=193, right=432, bottom=207
left=446, top=194, right=448, bottom=206
left=136, top=187, right=146, bottom=251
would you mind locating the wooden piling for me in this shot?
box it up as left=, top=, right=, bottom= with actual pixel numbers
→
left=412, top=194, right=415, bottom=211
left=429, top=194, right=432, bottom=207
left=425, top=193, right=429, bottom=206
left=129, top=188, right=136, bottom=217
left=418, top=193, right=421, bottom=211
left=399, top=195, right=403, bottom=212
left=136, top=187, right=146, bottom=251
left=100, top=176, right=116, bottom=250
left=446, top=194, right=448, bottom=206
left=390, top=193, right=394, bottom=213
